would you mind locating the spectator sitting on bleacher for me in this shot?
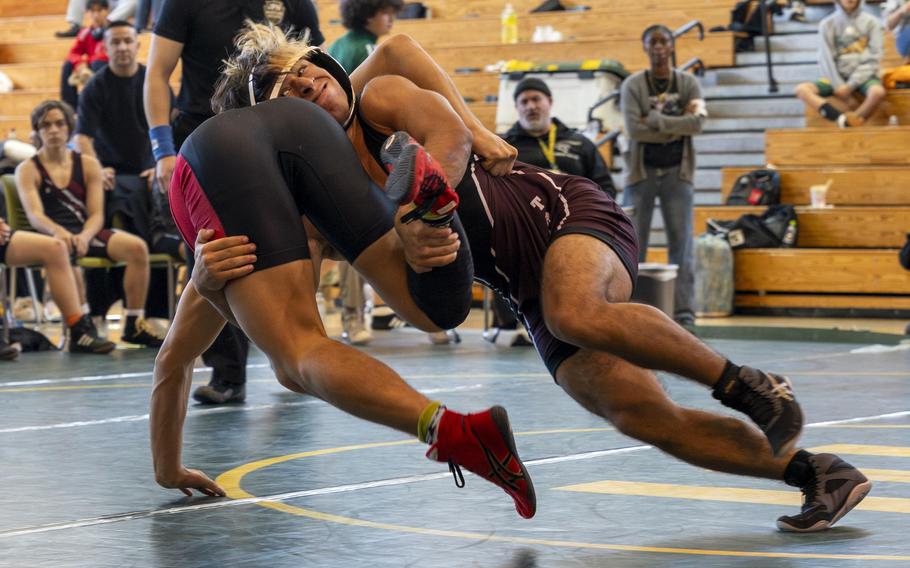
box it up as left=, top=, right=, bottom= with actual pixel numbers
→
left=328, top=0, right=404, bottom=73
left=621, top=24, right=707, bottom=327
left=795, top=0, right=886, bottom=128
left=883, top=0, right=910, bottom=62
left=74, top=21, right=186, bottom=261
left=60, top=0, right=110, bottom=111
left=14, top=101, right=165, bottom=348
left=57, top=0, right=137, bottom=38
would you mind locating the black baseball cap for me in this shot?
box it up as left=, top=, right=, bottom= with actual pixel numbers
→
left=513, top=77, right=552, bottom=101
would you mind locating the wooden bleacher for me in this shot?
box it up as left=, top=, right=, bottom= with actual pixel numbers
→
left=0, top=0, right=734, bottom=135
left=316, top=0, right=734, bottom=19
left=766, top=126, right=910, bottom=166
left=701, top=127, right=910, bottom=313
left=721, top=166, right=910, bottom=205
left=320, top=8, right=732, bottom=45
left=806, top=90, right=910, bottom=128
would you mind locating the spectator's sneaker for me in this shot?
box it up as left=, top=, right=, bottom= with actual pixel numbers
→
left=121, top=318, right=166, bottom=348
left=43, top=300, right=62, bottom=322
left=777, top=454, right=872, bottom=532
left=427, top=406, right=536, bottom=519
left=342, top=308, right=373, bottom=346
left=428, top=329, right=461, bottom=345
left=381, top=131, right=459, bottom=227
left=836, top=112, right=864, bottom=129
left=55, top=23, right=80, bottom=38
left=713, top=365, right=803, bottom=456
left=482, top=327, right=501, bottom=344
left=0, top=339, right=20, bottom=361
left=192, top=381, right=246, bottom=405
left=372, top=306, right=409, bottom=330
left=68, top=315, right=116, bottom=354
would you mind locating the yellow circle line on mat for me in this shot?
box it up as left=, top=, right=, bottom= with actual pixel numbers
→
left=215, top=434, right=909, bottom=562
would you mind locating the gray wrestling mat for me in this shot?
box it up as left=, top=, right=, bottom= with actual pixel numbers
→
left=0, top=327, right=908, bottom=567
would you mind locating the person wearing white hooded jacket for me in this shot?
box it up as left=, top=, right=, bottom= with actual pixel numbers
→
left=795, top=0, right=886, bottom=128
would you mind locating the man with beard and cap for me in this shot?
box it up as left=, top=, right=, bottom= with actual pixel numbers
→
left=504, top=77, right=615, bottom=197
left=143, top=0, right=323, bottom=405
left=184, top=25, right=871, bottom=532
left=795, top=0, right=886, bottom=127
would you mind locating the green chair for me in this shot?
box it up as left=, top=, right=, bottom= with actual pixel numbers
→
left=2, top=174, right=45, bottom=324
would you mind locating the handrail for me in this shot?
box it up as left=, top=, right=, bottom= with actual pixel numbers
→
left=594, top=128, right=622, bottom=149
left=586, top=88, right=620, bottom=129
left=680, top=57, right=705, bottom=77
left=760, top=0, right=779, bottom=93
left=671, top=19, right=704, bottom=68
left=673, top=20, right=705, bottom=41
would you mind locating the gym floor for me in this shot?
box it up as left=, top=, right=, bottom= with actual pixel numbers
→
left=1, top=324, right=908, bottom=567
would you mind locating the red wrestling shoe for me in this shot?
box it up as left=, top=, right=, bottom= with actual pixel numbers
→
left=381, top=131, right=459, bottom=227
left=427, top=406, right=536, bottom=519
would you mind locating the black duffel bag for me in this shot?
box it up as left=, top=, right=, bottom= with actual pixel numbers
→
left=709, top=204, right=798, bottom=249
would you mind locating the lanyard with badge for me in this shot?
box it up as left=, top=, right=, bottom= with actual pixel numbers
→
left=536, top=123, right=561, bottom=173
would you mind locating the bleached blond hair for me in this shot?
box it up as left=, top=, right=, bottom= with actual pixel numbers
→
left=211, top=21, right=317, bottom=113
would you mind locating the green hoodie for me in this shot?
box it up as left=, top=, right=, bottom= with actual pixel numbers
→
left=327, top=28, right=378, bottom=74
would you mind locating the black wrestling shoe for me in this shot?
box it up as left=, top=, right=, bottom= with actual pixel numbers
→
left=0, top=339, right=19, bottom=361
left=381, top=131, right=458, bottom=226
left=713, top=365, right=803, bottom=456
left=777, top=454, right=872, bottom=532
left=68, top=315, right=116, bottom=354
left=192, top=381, right=246, bottom=405
left=121, top=318, right=165, bottom=348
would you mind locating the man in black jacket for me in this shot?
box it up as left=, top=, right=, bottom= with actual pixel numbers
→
left=503, top=77, right=615, bottom=198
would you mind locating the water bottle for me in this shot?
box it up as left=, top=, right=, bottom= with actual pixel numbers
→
left=888, top=115, right=899, bottom=127
left=7, top=127, right=17, bottom=140
left=782, top=220, right=798, bottom=247
left=501, top=4, right=518, bottom=44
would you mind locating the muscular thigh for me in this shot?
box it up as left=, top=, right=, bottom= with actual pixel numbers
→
left=541, top=233, right=634, bottom=313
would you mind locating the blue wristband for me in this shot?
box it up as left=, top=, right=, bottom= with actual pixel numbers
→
left=150, top=125, right=176, bottom=161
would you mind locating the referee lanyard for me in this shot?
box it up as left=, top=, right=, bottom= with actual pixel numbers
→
left=537, top=123, right=561, bottom=173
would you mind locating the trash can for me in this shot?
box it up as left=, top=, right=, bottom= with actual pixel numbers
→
left=631, top=263, right=678, bottom=317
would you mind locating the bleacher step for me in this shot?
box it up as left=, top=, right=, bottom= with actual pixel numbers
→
left=736, top=50, right=816, bottom=66
left=708, top=98, right=804, bottom=118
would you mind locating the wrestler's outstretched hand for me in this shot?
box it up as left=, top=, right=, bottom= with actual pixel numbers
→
left=193, top=229, right=257, bottom=291
left=395, top=205, right=460, bottom=273
left=472, top=128, right=517, bottom=176
left=158, top=467, right=226, bottom=498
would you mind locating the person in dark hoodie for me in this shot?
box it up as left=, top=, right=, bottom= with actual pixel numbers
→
left=503, top=77, right=615, bottom=198
left=795, top=0, right=886, bottom=127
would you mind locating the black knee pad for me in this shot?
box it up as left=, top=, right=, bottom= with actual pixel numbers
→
left=406, top=214, right=473, bottom=330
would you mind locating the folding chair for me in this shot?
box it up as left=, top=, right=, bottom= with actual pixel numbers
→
left=2, top=174, right=45, bottom=324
